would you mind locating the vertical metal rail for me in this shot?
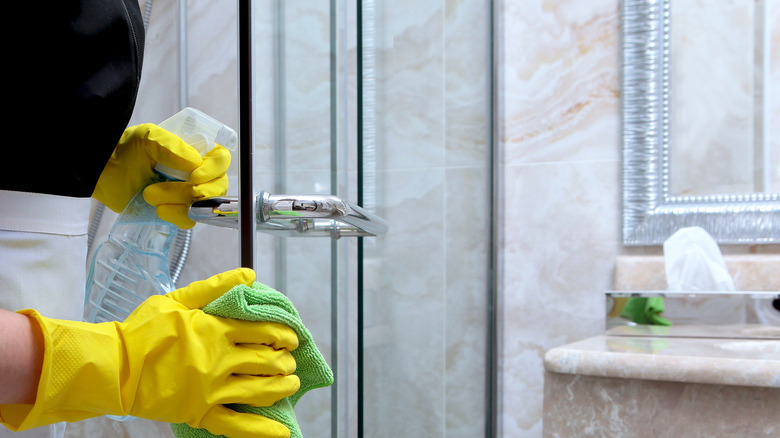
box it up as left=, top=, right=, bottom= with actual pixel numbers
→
left=329, top=1, right=340, bottom=436
left=273, top=0, right=288, bottom=289
left=178, top=0, right=188, bottom=110
left=356, top=1, right=365, bottom=436
left=170, top=0, right=192, bottom=285
left=356, top=2, right=377, bottom=433
left=238, top=0, right=256, bottom=269
left=487, top=0, right=499, bottom=435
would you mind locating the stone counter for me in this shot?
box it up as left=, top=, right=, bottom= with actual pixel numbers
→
left=542, top=335, right=780, bottom=437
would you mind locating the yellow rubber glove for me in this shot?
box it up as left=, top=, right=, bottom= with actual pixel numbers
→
left=0, top=268, right=300, bottom=438
left=92, top=123, right=231, bottom=229
left=143, top=144, right=230, bottom=229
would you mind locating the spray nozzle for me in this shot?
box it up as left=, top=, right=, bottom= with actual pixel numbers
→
left=154, top=107, right=238, bottom=181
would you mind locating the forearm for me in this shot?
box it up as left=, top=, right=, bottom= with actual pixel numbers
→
left=0, top=308, right=44, bottom=404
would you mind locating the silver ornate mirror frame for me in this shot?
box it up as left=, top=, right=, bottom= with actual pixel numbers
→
left=621, top=0, right=780, bottom=246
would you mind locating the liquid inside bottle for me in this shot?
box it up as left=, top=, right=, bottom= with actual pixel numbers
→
left=83, top=174, right=176, bottom=323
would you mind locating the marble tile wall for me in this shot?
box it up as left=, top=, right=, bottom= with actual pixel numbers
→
left=497, top=0, right=623, bottom=435
left=498, top=1, right=779, bottom=436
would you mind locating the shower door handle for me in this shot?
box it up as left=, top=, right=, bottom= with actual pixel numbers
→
left=189, top=191, right=388, bottom=239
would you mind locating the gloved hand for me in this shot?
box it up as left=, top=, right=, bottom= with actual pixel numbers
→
left=0, top=268, right=300, bottom=438
left=92, top=123, right=231, bottom=229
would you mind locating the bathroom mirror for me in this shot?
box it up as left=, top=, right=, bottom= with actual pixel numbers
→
left=621, top=0, right=780, bottom=245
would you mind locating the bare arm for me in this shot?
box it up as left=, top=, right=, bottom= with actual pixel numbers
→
left=0, top=308, right=44, bottom=404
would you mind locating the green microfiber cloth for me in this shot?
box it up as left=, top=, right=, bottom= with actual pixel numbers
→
left=170, top=282, right=334, bottom=438
left=620, top=296, right=672, bottom=326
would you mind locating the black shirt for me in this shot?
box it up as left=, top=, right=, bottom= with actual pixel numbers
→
left=2, top=0, right=145, bottom=198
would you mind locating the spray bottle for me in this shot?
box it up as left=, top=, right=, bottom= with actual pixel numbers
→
left=84, top=108, right=237, bottom=324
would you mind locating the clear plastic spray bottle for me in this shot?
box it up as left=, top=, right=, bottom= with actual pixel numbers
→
left=84, top=108, right=237, bottom=324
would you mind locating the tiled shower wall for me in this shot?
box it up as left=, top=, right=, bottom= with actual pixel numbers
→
left=497, top=1, right=623, bottom=434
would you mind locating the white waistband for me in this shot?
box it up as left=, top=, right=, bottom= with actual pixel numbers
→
left=0, top=190, right=92, bottom=236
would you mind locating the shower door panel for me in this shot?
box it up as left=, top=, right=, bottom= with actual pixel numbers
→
left=358, top=0, right=493, bottom=436
left=254, top=0, right=493, bottom=436
left=253, top=1, right=358, bottom=437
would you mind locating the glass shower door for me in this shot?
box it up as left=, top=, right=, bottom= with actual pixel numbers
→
left=250, top=1, right=360, bottom=436
left=357, top=1, right=494, bottom=436
left=251, top=0, right=494, bottom=436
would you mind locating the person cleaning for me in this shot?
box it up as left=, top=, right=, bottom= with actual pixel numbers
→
left=0, top=269, right=300, bottom=438
left=1, top=1, right=300, bottom=437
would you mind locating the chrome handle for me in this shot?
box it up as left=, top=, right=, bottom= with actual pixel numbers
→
left=189, top=191, right=388, bottom=239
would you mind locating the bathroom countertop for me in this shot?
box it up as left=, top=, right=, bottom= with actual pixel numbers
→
left=544, top=335, right=780, bottom=388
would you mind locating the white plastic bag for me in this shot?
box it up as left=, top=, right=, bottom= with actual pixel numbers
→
left=663, top=226, right=736, bottom=292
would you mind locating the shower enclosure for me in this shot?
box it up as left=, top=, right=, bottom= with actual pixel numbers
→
left=127, top=0, right=495, bottom=436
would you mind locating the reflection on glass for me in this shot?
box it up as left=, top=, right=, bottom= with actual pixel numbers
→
left=606, top=291, right=780, bottom=339
left=670, top=0, right=779, bottom=196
